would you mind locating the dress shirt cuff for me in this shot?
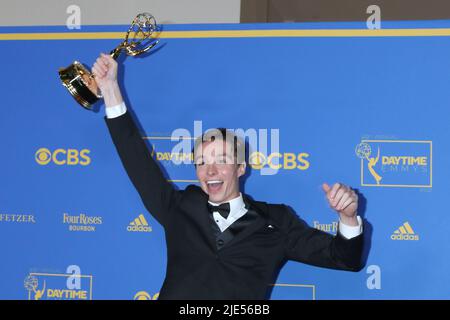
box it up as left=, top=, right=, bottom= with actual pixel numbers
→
left=338, top=216, right=363, bottom=239
left=105, top=102, right=127, bottom=119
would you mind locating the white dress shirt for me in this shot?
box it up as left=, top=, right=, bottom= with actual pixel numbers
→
left=105, top=102, right=127, bottom=119
left=106, top=102, right=363, bottom=238
left=208, top=193, right=248, bottom=233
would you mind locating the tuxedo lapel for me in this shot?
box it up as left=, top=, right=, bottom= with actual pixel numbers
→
left=178, top=186, right=218, bottom=251
left=213, top=206, right=259, bottom=249
left=221, top=195, right=269, bottom=248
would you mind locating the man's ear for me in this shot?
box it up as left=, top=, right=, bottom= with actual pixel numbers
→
left=237, top=162, right=246, bottom=178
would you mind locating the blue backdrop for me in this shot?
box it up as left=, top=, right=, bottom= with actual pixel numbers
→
left=0, top=20, right=449, bottom=299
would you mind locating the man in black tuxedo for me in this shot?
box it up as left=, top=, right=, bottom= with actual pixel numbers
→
left=92, top=53, right=364, bottom=300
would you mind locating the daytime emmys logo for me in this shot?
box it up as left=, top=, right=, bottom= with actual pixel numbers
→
left=169, top=121, right=280, bottom=176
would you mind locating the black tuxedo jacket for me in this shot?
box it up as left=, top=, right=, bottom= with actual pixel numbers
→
left=105, top=111, right=364, bottom=300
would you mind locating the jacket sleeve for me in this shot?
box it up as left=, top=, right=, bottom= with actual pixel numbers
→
left=105, top=111, right=180, bottom=228
left=283, top=206, right=364, bottom=271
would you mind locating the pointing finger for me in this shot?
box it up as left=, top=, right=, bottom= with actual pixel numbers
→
left=322, top=183, right=331, bottom=194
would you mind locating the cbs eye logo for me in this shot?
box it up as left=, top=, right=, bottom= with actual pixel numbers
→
left=35, top=148, right=91, bottom=166
left=133, top=291, right=159, bottom=300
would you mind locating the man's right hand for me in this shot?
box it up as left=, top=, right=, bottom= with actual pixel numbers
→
left=92, top=53, right=124, bottom=108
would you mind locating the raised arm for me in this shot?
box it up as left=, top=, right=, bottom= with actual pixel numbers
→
left=92, top=53, right=179, bottom=227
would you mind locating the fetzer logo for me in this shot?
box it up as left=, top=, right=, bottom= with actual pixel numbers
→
left=391, top=222, right=419, bottom=241
left=127, top=214, right=152, bottom=232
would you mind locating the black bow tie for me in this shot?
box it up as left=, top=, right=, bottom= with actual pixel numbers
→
left=207, top=202, right=231, bottom=219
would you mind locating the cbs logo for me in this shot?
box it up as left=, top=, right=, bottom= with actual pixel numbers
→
left=248, top=152, right=310, bottom=170
left=133, top=291, right=159, bottom=300
left=35, top=148, right=91, bottom=166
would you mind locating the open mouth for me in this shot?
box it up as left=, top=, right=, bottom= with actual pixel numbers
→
left=206, top=180, right=224, bottom=193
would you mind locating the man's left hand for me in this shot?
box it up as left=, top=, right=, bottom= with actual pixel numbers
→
left=322, top=182, right=359, bottom=226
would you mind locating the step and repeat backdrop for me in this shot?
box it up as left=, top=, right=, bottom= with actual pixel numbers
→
left=0, top=21, right=449, bottom=299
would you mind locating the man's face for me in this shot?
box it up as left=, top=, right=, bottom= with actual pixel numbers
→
left=195, top=139, right=245, bottom=203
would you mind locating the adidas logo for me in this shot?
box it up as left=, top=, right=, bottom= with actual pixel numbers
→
left=391, top=222, right=419, bottom=241
left=127, top=214, right=152, bottom=232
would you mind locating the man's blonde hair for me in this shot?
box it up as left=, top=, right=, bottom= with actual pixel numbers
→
left=193, top=128, right=246, bottom=166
